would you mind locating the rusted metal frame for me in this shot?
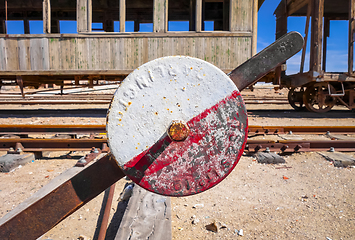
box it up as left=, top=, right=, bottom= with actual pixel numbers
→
left=247, top=140, right=355, bottom=153
left=0, top=124, right=106, bottom=135
left=0, top=153, right=125, bottom=240
left=248, top=126, right=355, bottom=135
left=300, top=0, right=312, bottom=73
left=97, top=182, right=116, bottom=240
left=349, top=0, right=355, bottom=75
left=228, top=31, right=304, bottom=91
left=2, top=125, right=355, bottom=137
left=16, top=76, right=24, bottom=98
left=309, top=0, right=324, bottom=73
left=322, top=17, right=330, bottom=72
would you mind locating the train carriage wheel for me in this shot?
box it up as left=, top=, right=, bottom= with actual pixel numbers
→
left=288, top=87, right=306, bottom=111
left=303, top=83, right=336, bottom=113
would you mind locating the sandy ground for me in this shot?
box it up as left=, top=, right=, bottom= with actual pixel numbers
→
left=0, top=87, right=354, bottom=240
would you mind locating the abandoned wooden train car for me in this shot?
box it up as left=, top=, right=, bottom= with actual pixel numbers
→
left=0, top=0, right=264, bottom=94
left=273, top=0, right=355, bottom=112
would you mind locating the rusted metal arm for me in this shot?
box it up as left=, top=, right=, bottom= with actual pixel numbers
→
left=228, top=31, right=304, bottom=91
left=0, top=153, right=125, bottom=240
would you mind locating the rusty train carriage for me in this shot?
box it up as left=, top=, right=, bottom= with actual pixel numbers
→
left=272, top=0, right=355, bottom=112
left=0, top=0, right=264, bottom=95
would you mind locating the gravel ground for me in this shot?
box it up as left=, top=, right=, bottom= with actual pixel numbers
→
left=0, top=87, right=354, bottom=240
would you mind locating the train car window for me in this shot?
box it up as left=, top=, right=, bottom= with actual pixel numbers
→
left=202, top=0, right=228, bottom=31
left=126, top=0, right=154, bottom=32
left=168, top=0, right=192, bottom=31
left=92, top=0, right=117, bottom=32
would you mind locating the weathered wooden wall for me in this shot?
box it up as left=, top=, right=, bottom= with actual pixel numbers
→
left=0, top=33, right=252, bottom=72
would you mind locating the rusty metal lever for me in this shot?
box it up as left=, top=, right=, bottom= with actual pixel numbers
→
left=228, top=31, right=304, bottom=91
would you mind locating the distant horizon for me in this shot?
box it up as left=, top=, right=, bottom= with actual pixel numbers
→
left=4, top=1, right=351, bottom=75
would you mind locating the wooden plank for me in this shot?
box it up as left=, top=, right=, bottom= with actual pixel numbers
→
left=196, top=0, right=202, bottom=32
left=42, top=38, right=50, bottom=70
left=0, top=153, right=35, bottom=173
left=114, top=184, right=172, bottom=240
left=30, top=39, right=44, bottom=70
left=5, top=39, right=20, bottom=71
left=43, top=0, right=51, bottom=34
left=230, top=0, right=253, bottom=32
left=48, top=37, right=60, bottom=69
left=0, top=38, right=6, bottom=70
left=153, top=0, right=167, bottom=33
left=119, top=0, right=125, bottom=32
left=17, top=39, right=30, bottom=70
left=252, top=0, right=258, bottom=56
left=309, top=0, right=324, bottom=73
left=287, top=0, right=309, bottom=16
left=349, top=0, right=355, bottom=74
left=318, top=152, right=355, bottom=167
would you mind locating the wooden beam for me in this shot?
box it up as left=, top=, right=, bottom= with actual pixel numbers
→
left=43, top=0, right=51, bottom=34
left=196, top=0, right=202, bottom=32
left=309, top=0, right=324, bottom=73
left=287, top=0, right=308, bottom=16
left=119, top=0, right=125, bottom=32
left=300, top=0, right=311, bottom=73
left=153, top=0, right=167, bottom=33
left=349, top=0, right=355, bottom=75
left=77, top=0, right=92, bottom=33
left=252, top=0, right=258, bottom=55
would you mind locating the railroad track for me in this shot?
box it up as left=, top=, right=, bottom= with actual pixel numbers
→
left=0, top=125, right=354, bottom=153
left=0, top=94, right=288, bottom=105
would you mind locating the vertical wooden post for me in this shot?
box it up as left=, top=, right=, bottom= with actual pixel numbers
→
left=77, top=0, right=92, bottom=33
left=119, top=0, right=125, bottom=32
left=275, top=0, right=288, bottom=84
left=322, top=18, right=330, bottom=72
left=251, top=0, right=258, bottom=56
left=43, top=0, right=51, bottom=33
left=196, top=0, right=202, bottom=32
left=349, top=0, right=355, bottom=75
left=310, top=0, right=324, bottom=73
left=189, top=0, right=196, bottom=31
left=153, top=0, right=168, bottom=33
left=300, top=0, right=312, bottom=73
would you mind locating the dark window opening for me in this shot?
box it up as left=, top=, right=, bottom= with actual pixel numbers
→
left=126, top=0, right=153, bottom=32
left=168, top=0, right=192, bottom=31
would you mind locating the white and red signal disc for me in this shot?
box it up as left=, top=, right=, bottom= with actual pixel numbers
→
left=107, top=56, right=248, bottom=196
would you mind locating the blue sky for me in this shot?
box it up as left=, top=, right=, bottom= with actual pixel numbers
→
left=5, top=0, right=350, bottom=74
left=258, top=1, right=349, bottom=74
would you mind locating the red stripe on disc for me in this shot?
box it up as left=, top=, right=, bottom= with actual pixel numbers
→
left=123, top=90, right=248, bottom=196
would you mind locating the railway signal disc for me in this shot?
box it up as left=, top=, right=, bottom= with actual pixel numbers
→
left=107, top=56, right=248, bottom=196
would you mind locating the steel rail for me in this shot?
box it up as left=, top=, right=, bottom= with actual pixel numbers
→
left=1, top=125, right=355, bottom=135
left=0, top=136, right=354, bottom=153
